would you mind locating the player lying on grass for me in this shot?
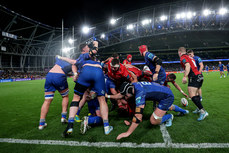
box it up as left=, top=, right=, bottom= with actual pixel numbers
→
left=106, top=81, right=189, bottom=140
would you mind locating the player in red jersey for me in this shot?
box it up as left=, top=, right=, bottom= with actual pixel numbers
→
left=123, top=54, right=132, bottom=65
left=178, top=47, right=208, bottom=121
left=124, top=64, right=152, bottom=82
left=107, top=58, right=135, bottom=84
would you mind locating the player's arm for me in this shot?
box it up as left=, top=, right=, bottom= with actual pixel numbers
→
left=116, top=105, right=144, bottom=140
left=199, top=62, right=204, bottom=73
left=105, top=93, right=124, bottom=100
left=72, top=65, right=78, bottom=81
left=152, top=56, right=162, bottom=81
left=56, top=55, right=76, bottom=65
left=128, top=70, right=138, bottom=83
left=173, top=82, right=189, bottom=98
left=182, top=63, right=190, bottom=84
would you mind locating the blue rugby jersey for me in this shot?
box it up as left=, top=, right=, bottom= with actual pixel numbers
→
left=219, top=64, right=224, bottom=71
left=144, top=52, right=166, bottom=77
left=133, top=82, right=173, bottom=107
left=193, top=56, right=203, bottom=71
left=55, top=57, right=72, bottom=74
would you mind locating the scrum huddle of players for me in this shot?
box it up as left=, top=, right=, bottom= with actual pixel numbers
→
left=38, top=41, right=208, bottom=140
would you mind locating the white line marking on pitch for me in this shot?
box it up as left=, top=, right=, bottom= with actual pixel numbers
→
left=160, top=124, right=172, bottom=146
left=1, top=138, right=229, bottom=148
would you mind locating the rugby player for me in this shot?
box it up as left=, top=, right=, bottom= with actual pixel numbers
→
left=178, top=47, right=208, bottom=121
left=106, top=81, right=175, bottom=140
left=38, top=57, right=76, bottom=130
left=60, top=41, right=113, bottom=137
left=164, top=73, right=189, bottom=98
left=187, top=49, right=204, bottom=102
left=218, top=61, right=226, bottom=78
left=138, top=45, right=166, bottom=85
left=123, top=54, right=132, bottom=65
left=227, top=63, right=229, bottom=76
left=205, top=65, right=209, bottom=75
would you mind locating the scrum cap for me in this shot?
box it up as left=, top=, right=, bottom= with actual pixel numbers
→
left=139, top=45, right=148, bottom=55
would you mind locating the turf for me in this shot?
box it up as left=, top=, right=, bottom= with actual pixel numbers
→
left=0, top=72, right=229, bottom=152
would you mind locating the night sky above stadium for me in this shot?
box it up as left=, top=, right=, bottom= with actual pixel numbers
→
left=1, top=0, right=174, bottom=28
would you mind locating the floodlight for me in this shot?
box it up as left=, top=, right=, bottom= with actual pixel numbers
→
left=68, top=38, right=74, bottom=44
left=160, top=15, right=167, bottom=21
left=141, top=19, right=152, bottom=25
left=180, top=12, right=186, bottom=19
left=82, top=26, right=90, bottom=34
left=62, top=47, right=71, bottom=53
left=100, top=33, right=105, bottom=39
left=110, top=18, right=116, bottom=25
left=127, top=24, right=134, bottom=30
left=203, top=9, right=211, bottom=16
left=186, top=12, right=193, bottom=19
left=176, top=13, right=181, bottom=19
left=219, top=8, right=228, bottom=15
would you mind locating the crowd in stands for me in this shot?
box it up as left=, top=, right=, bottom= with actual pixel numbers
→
left=0, top=69, right=47, bottom=80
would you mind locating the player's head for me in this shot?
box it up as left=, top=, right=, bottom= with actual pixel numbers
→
left=139, top=45, right=148, bottom=56
left=80, top=43, right=90, bottom=53
left=112, top=53, right=119, bottom=59
left=187, top=49, right=194, bottom=58
left=167, top=73, right=176, bottom=82
left=110, top=58, right=120, bottom=72
left=127, top=54, right=132, bottom=61
left=178, top=47, right=186, bottom=57
left=119, top=82, right=134, bottom=99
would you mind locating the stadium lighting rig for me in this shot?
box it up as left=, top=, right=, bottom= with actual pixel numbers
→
left=126, top=24, right=135, bottom=30
left=160, top=15, right=168, bottom=21
left=82, top=26, right=90, bottom=34
left=110, top=17, right=122, bottom=25
left=219, top=8, right=228, bottom=15
left=100, top=33, right=105, bottom=39
left=141, top=19, right=152, bottom=25
left=68, top=38, right=74, bottom=44
left=203, top=9, right=211, bottom=16
left=175, top=11, right=196, bottom=19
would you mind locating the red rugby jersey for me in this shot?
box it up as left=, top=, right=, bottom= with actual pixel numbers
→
left=180, top=54, right=201, bottom=76
left=107, top=60, right=131, bottom=82
left=123, top=59, right=132, bottom=65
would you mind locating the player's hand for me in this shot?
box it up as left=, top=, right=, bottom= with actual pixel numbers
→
left=116, top=132, right=130, bottom=140
left=56, top=55, right=61, bottom=59
left=73, top=73, right=78, bottom=82
left=93, top=41, right=98, bottom=47
left=124, top=120, right=130, bottom=126
left=182, top=76, right=187, bottom=84
left=153, top=73, right=158, bottom=81
left=184, top=93, right=189, bottom=98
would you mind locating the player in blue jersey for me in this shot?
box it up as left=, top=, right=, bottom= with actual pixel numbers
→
left=227, top=63, right=229, bottom=76
left=187, top=50, right=204, bottom=103
left=106, top=81, right=188, bottom=140
left=205, top=65, right=209, bottom=75
left=38, top=57, right=77, bottom=130
left=139, top=45, right=166, bottom=85
left=212, top=66, right=215, bottom=71
left=218, top=61, right=225, bottom=78
left=61, top=41, right=113, bottom=137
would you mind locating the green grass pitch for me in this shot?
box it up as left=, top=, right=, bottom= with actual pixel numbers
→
left=0, top=72, right=229, bottom=153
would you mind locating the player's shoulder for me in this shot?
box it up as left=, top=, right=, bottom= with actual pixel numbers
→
left=145, top=52, right=155, bottom=59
